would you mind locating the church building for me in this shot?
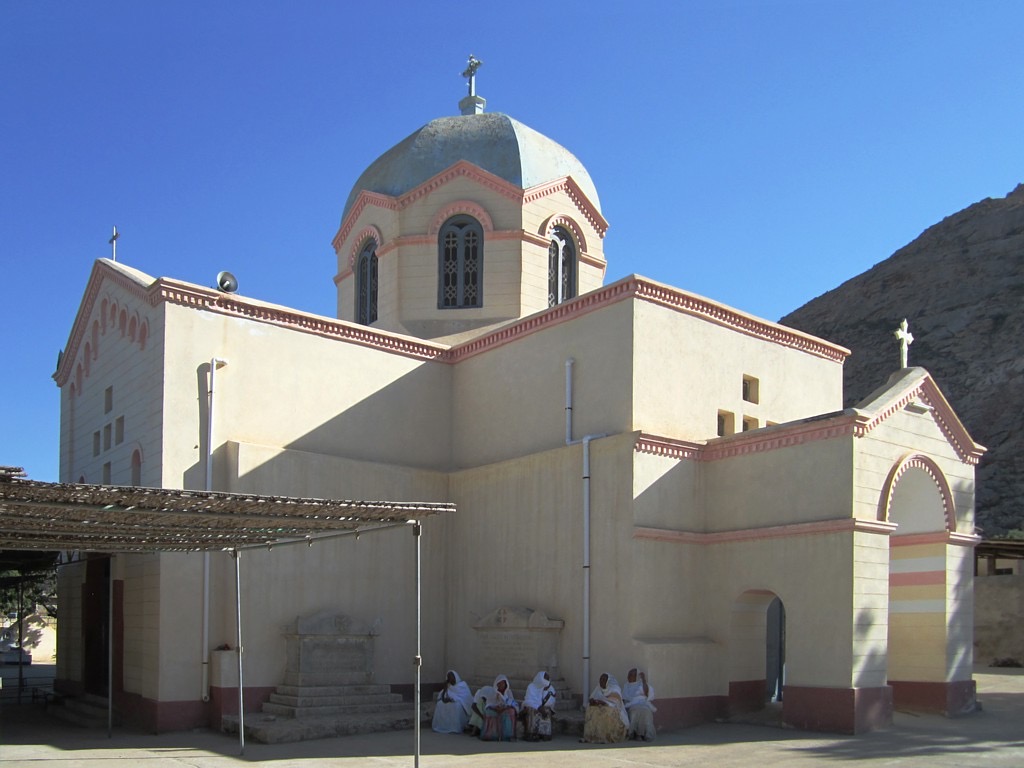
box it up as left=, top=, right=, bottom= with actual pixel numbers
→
left=53, top=67, right=984, bottom=736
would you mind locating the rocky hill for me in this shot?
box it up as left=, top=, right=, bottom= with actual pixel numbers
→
left=781, top=185, right=1024, bottom=536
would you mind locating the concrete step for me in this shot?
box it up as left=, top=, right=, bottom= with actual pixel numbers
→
left=48, top=695, right=121, bottom=729
left=273, top=683, right=393, bottom=697
left=268, top=691, right=402, bottom=708
left=262, top=700, right=410, bottom=718
left=223, top=708, right=425, bottom=744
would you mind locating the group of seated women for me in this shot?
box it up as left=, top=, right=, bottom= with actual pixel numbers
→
left=432, top=667, right=657, bottom=744
left=581, top=668, right=657, bottom=743
left=431, top=670, right=557, bottom=741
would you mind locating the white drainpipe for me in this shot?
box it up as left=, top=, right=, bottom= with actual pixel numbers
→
left=565, top=358, right=605, bottom=700
left=202, top=357, right=227, bottom=702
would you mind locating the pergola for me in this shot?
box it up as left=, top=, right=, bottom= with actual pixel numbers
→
left=0, top=466, right=453, bottom=762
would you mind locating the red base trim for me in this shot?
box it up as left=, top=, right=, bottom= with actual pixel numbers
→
left=890, top=679, right=977, bottom=716
left=783, top=685, right=892, bottom=734
left=112, top=690, right=208, bottom=733
left=729, top=679, right=766, bottom=714
left=208, top=685, right=276, bottom=729
left=654, top=695, right=728, bottom=730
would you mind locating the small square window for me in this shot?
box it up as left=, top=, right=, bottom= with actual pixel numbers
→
left=742, top=375, right=760, bottom=404
left=104, top=386, right=114, bottom=414
left=742, top=416, right=758, bottom=432
left=93, top=431, right=101, bottom=457
left=115, top=416, right=125, bottom=445
left=103, top=424, right=112, bottom=451
left=717, top=410, right=735, bottom=437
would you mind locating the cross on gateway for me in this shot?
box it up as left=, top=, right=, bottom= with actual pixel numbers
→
left=894, top=318, right=914, bottom=368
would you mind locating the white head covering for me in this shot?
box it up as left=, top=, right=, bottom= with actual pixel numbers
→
left=623, top=668, right=657, bottom=712
left=442, top=669, right=475, bottom=715
left=589, top=672, right=629, bottom=727
left=523, top=670, right=555, bottom=709
left=488, top=674, right=516, bottom=708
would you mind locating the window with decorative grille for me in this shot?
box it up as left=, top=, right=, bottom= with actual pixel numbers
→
left=547, top=227, right=577, bottom=307
left=438, top=215, right=483, bottom=308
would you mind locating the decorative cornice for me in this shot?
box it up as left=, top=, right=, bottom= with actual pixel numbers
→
left=634, top=434, right=704, bottom=460
left=331, top=192, right=399, bottom=251
left=445, top=276, right=849, bottom=364
left=540, top=213, right=590, bottom=256
left=853, top=374, right=984, bottom=465
left=446, top=277, right=638, bottom=362
left=524, top=177, right=608, bottom=237
left=347, top=225, right=383, bottom=268
left=428, top=200, right=495, bottom=234
left=890, top=531, right=981, bottom=548
left=701, top=415, right=856, bottom=461
left=878, top=453, right=957, bottom=531
left=55, top=261, right=156, bottom=386
left=332, top=161, right=608, bottom=254
left=634, top=279, right=849, bottom=363
left=632, top=517, right=898, bottom=545
left=167, top=288, right=446, bottom=362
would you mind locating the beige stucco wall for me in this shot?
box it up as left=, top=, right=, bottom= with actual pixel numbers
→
left=58, top=279, right=166, bottom=487
left=854, top=410, right=976, bottom=533
left=632, top=299, right=845, bottom=441
left=702, top=437, right=855, bottom=531
left=451, top=300, right=634, bottom=468
left=159, top=302, right=452, bottom=490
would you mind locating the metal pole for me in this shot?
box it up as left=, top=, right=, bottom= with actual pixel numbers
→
left=234, top=549, right=245, bottom=755
left=108, top=556, right=114, bottom=737
left=16, top=579, right=23, bottom=705
left=413, top=522, right=421, bottom=768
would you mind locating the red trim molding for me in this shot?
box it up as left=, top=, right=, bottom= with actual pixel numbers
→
left=889, top=679, right=977, bottom=716
left=729, top=679, right=766, bottom=713
left=783, top=685, right=893, bottom=734
left=634, top=517, right=897, bottom=546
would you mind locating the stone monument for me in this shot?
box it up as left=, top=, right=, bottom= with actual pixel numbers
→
left=283, top=610, right=377, bottom=686
left=473, top=606, right=564, bottom=681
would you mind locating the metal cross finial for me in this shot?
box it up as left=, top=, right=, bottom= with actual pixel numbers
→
left=109, top=226, right=119, bottom=261
left=894, top=318, right=914, bottom=368
left=462, top=55, right=483, bottom=97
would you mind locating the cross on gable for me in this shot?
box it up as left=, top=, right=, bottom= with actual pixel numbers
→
left=894, top=318, right=914, bottom=368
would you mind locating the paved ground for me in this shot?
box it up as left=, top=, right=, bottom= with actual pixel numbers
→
left=2, top=666, right=1023, bottom=767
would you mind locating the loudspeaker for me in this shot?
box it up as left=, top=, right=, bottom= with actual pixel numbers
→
left=216, top=271, right=238, bottom=293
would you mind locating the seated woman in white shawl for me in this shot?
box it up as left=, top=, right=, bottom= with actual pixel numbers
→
left=466, top=684, right=493, bottom=738
left=431, top=670, right=474, bottom=734
left=521, top=670, right=557, bottom=741
left=480, top=674, right=519, bottom=741
left=581, top=672, right=628, bottom=743
left=623, top=667, right=657, bottom=741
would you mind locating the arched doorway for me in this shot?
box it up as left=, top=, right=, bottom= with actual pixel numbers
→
left=881, top=455, right=975, bottom=714
left=728, top=589, right=785, bottom=714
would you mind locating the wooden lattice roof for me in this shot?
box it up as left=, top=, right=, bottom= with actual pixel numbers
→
left=0, top=466, right=453, bottom=552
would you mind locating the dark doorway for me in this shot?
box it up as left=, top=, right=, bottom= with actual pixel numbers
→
left=82, top=556, right=110, bottom=696
left=766, top=597, right=785, bottom=702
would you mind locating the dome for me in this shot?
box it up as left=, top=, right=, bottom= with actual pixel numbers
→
left=341, top=112, right=601, bottom=222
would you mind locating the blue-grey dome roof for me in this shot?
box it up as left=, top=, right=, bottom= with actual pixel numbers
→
left=341, top=113, right=600, bottom=222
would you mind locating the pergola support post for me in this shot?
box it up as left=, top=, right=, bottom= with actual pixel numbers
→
left=234, top=548, right=245, bottom=756
left=414, top=521, right=422, bottom=768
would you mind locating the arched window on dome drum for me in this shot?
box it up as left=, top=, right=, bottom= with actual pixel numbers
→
left=356, top=240, right=378, bottom=325
left=548, top=226, right=577, bottom=307
left=438, top=215, right=483, bottom=309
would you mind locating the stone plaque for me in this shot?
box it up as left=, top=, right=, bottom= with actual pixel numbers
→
left=283, top=610, right=376, bottom=686
left=473, top=606, right=564, bottom=681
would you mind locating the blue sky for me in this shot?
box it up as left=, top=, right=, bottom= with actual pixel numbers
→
left=2, top=1, right=1022, bottom=482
